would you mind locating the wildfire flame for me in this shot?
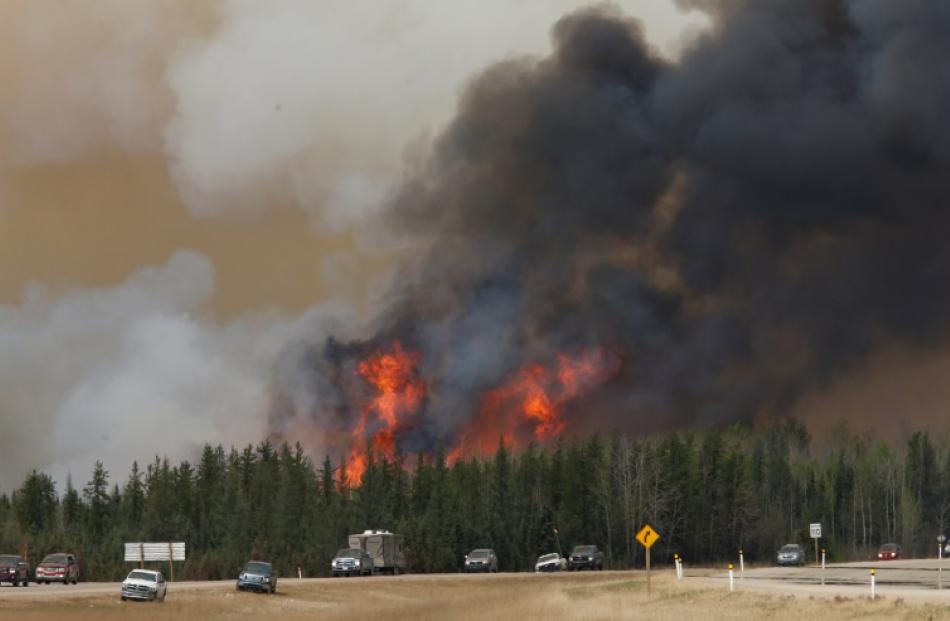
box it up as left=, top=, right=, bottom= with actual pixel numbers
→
left=449, top=348, right=621, bottom=461
left=341, top=343, right=619, bottom=482
left=343, top=341, right=425, bottom=486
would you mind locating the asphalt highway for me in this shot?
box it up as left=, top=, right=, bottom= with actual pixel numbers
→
left=695, top=558, right=950, bottom=603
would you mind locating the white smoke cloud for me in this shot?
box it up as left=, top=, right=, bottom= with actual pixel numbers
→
left=0, top=251, right=326, bottom=492
left=1, top=1, right=701, bottom=226
left=163, top=0, right=705, bottom=229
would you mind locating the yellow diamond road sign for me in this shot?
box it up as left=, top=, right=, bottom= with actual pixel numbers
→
left=636, top=524, right=660, bottom=549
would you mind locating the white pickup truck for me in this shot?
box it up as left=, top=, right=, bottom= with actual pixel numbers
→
left=120, top=569, right=167, bottom=602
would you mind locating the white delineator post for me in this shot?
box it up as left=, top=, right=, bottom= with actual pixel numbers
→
left=675, top=554, right=683, bottom=581
left=728, top=563, right=735, bottom=592
left=869, top=568, right=876, bottom=600
left=939, top=543, right=943, bottom=590
left=739, top=549, right=744, bottom=580
left=821, top=549, right=826, bottom=586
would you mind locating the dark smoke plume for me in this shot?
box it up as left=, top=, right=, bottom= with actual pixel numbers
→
left=271, top=0, right=950, bottom=452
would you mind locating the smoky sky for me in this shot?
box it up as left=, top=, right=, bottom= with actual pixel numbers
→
left=271, top=0, right=950, bottom=451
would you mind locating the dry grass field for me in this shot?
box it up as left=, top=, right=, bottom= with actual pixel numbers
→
left=3, top=572, right=950, bottom=620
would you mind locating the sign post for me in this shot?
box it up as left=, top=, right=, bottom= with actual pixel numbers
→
left=124, top=542, right=186, bottom=581
left=635, top=524, right=661, bottom=596
left=809, top=523, right=822, bottom=565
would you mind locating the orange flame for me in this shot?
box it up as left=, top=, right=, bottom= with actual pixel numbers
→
left=449, top=349, right=620, bottom=462
left=343, top=341, right=425, bottom=486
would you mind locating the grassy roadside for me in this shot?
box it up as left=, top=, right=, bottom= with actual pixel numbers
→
left=1, top=572, right=949, bottom=620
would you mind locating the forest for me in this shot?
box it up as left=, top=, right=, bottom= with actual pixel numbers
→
left=2, top=419, right=948, bottom=581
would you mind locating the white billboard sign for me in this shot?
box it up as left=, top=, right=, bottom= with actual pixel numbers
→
left=124, top=542, right=186, bottom=562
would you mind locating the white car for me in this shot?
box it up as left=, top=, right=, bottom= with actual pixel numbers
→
left=121, top=569, right=167, bottom=602
left=535, top=552, right=568, bottom=572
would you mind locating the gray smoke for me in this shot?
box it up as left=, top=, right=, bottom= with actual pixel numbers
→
left=272, top=0, right=950, bottom=452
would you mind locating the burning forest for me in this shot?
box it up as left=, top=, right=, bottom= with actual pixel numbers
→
left=268, top=0, right=950, bottom=482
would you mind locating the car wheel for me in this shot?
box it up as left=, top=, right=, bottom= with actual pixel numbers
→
left=121, top=596, right=127, bottom=602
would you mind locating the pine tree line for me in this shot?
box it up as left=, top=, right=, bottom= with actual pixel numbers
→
left=2, top=420, right=948, bottom=580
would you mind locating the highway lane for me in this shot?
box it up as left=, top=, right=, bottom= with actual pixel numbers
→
left=693, top=558, right=950, bottom=603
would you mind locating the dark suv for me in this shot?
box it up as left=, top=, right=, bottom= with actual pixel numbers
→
left=0, top=555, right=30, bottom=586
left=568, top=545, right=604, bottom=571
left=236, top=560, right=277, bottom=593
left=36, top=553, right=79, bottom=584
left=331, top=548, right=374, bottom=577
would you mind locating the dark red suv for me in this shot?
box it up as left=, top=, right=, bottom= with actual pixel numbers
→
left=0, top=555, right=30, bottom=586
left=36, top=553, right=79, bottom=584
left=877, top=543, right=902, bottom=560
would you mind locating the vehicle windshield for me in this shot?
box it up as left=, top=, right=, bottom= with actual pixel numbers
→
left=42, top=554, right=69, bottom=565
left=573, top=546, right=595, bottom=554
left=127, top=571, right=157, bottom=582
left=336, top=549, right=362, bottom=558
left=880, top=543, right=899, bottom=552
left=538, top=553, right=559, bottom=562
left=780, top=545, right=800, bottom=552
left=244, top=562, right=271, bottom=574
left=469, top=550, right=491, bottom=558
left=0, top=556, right=19, bottom=566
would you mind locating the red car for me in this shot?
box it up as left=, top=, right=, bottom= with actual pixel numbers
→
left=0, top=555, right=30, bottom=586
left=877, top=543, right=901, bottom=560
left=35, top=553, right=80, bottom=585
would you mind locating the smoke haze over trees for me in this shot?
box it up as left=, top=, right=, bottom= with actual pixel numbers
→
left=1, top=0, right=949, bottom=511
left=272, top=0, right=950, bottom=460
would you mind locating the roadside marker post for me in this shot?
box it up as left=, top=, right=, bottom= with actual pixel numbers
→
left=738, top=549, right=744, bottom=580
left=635, top=524, right=661, bottom=596
left=869, top=568, right=876, bottom=600
left=821, top=549, right=826, bottom=586
left=728, top=563, right=735, bottom=592
left=674, top=554, right=683, bottom=581
left=938, top=534, right=946, bottom=590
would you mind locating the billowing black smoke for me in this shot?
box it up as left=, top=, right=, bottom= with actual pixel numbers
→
left=271, top=0, right=950, bottom=452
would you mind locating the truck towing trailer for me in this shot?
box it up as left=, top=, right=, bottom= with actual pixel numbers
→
left=347, top=530, right=405, bottom=575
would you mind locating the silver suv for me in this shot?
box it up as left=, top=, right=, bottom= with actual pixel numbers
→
left=463, top=549, right=498, bottom=573
left=332, top=548, right=374, bottom=577
left=776, top=544, right=805, bottom=566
